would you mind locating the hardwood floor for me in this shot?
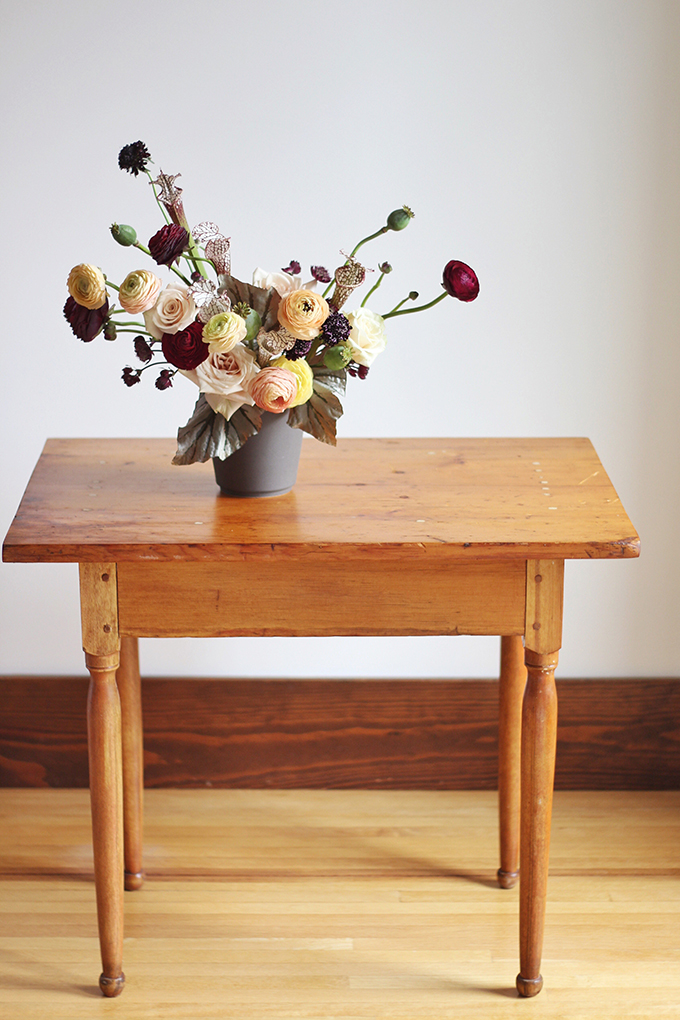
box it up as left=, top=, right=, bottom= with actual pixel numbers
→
left=1, top=789, right=679, bottom=1018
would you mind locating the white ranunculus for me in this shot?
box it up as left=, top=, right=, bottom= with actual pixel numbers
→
left=182, top=344, right=260, bottom=421
left=346, top=308, right=387, bottom=366
left=144, top=285, right=196, bottom=339
left=252, top=267, right=302, bottom=298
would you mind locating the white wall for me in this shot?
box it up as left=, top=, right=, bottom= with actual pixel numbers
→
left=1, top=0, right=678, bottom=679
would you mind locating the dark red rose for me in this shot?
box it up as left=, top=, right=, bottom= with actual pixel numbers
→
left=64, top=295, right=109, bottom=342
left=148, top=223, right=189, bottom=266
left=161, top=320, right=209, bottom=370
left=442, top=261, right=479, bottom=302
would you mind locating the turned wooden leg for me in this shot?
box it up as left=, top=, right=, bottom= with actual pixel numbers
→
left=497, top=635, right=526, bottom=889
left=118, top=636, right=144, bottom=891
left=516, top=559, right=563, bottom=998
left=80, top=563, right=125, bottom=997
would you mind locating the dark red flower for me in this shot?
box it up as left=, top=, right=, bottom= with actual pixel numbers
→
left=148, top=223, right=189, bottom=266
left=442, top=261, right=479, bottom=302
left=310, top=265, right=331, bottom=283
left=64, top=295, right=109, bottom=342
left=134, top=336, right=153, bottom=363
left=122, top=367, right=141, bottom=386
left=155, top=369, right=174, bottom=390
left=348, top=362, right=370, bottom=379
left=118, top=141, right=151, bottom=176
left=161, top=321, right=209, bottom=370
left=282, top=261, right=301, bottom=275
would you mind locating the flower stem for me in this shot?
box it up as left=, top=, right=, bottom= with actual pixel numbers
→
left=105, top=281, right=120, bottom=292
left=145, top=170, right=171, bottom=225
left=115, top=328, right=156, bottom=337
left=322, top=225, right=389, bottom=299
left=382, top=291, right=447, bottom=319
left=361, top=272, right=385, bottom=308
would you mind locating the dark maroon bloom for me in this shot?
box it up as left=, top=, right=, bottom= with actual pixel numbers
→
left=103, top=321, right=117, bottom=341
left=310, top=265, right=331, bottom=283
left=148, top=223, right=189, bottom=266
left=348, top=362, right=370, bottom=380
left=155, top=369, right=174, bottom=390
left=321, top=309, right=351, bottom=347
left=134, top=336, right=153, bottom=363
left=281, top=260, right=301, bottom=275
left=284, top=338, right=313, bottom=361
left=64, top=296, right=109, bottom=342
left=122, top=367, right=141, bottom=386
left=118, top=141, right=151, bottom=176
left=442, top=261, right=479, bottom=302
left=161, top=320, right=209, bottom=370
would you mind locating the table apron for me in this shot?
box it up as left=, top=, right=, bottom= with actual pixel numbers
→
left=117, top=559, right=526, bottom=638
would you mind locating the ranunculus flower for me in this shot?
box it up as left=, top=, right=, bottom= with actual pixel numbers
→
left=442, top=260, right=479, bottom=301
left=143, top=285, right=196, bottom=339
left=252, top=267, right=302, bottom=298
left=67, top=264, right=108, bottom=309
left=271, top=355, right=313, bottom=406
left=278, top=289, right=329, bottom=341
left=250, top=366, right=299, bottom=413
left=183, top=344, right=260, bottom=421
left=346, top=308, right=387, bottom=366
left=148, top=223, right=190, bottom=266
left=162, top=320, right=209, bottom=370
left=202, top=311, right=248, bottom=354
left=118, top=269, right=163, bottom=315
left=64, top=295, right=109, bottom=342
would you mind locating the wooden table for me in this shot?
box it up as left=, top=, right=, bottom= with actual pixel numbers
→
left=2, top=437, right=639, bottom=998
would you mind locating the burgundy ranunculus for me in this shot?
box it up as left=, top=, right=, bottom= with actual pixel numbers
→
left=161, top=320, right=209, bottom=370
left=442, top=261, right=479, bottom=302
left=148, top=223, right=189, bottom=266
left=64, top=295, right=109, bottom=342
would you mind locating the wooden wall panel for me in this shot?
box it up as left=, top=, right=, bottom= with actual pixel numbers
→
left=1, top=677, right=679, bottom=790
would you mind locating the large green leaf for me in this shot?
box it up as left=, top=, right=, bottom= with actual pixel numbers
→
left=287, top=367, right=346, bottom=445
left=173, top=395, right=262, bottom=464
left=219, top=276, right=281, bottom=331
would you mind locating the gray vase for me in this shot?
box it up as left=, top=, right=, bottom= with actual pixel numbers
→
left=212, top=410, right=303, bottom=497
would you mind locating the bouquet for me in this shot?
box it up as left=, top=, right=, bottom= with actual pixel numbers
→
left=64, top=141, right=480, bottom=464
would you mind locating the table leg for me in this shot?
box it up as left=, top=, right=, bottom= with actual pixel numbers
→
left=497, top=635, right=526, bottom=889
left=118, top=636, right=144, bottom=891
left=516, top=559, right=563, bottom=998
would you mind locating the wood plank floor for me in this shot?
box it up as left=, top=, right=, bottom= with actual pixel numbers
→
left=1, top=789, right=679, bottom=1018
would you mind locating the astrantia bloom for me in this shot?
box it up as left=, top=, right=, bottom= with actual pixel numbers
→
left=118, top=269, right=163, bottom=315
left=155, top=370, right=174, bottom=390
left=271, top=355, right=313, bottom=407
left=250, top=366, right=298, bottom=413
left=278, top=289, right=329, bottom=341
left=442, top=261, right=479, bottom=302
left=122, top=366, right=141, bottom=386
left=67, top=264, right=108, bottom=309
left=162, top=320, right=209, bottom=370
left=310, top=265, right=331, bottom=284
left=118, top=141, right=151, bottom=176
left=202, top=312, right=247, bottom=354
left=148, top=224, right=189, bottom=267
left=134, top=336, right=153, bottom=363
left=64, top=295, right=109, bottom=342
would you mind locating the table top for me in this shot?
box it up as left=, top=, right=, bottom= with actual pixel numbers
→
left=2, top=437, right=639, bottom=564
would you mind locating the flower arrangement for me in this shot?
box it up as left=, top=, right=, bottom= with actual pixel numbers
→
left=65, top=141, right=480, bottom=464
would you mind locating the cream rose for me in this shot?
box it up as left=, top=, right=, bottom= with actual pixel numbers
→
left=143, top=285, right=196, bottom=339
left=271, top=355, right=313, bottom=407
left=67, top=264, right=108, bottom=309
left=250, top=366, right=298, bottom=413
left=118, top=269, right=163, bottom=315
left=183, top=344, right=260, bottom=421
left=278, top=289, right=329, bottom=341
left=252, top=267, right=302, bottom=298
left=202, top=312, right=248, bottom=354
left=346, top=308, right=387, bottom=366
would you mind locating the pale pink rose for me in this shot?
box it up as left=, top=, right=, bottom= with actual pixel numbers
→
left=250, top=366, right=298, bottom=413
left=252, top=267, right=302, bottom=298
left=182, top=344, right=260, bottom=421
left=143, top=285, right=196, bottom=339
left=118, top=269, right=163, bottom=315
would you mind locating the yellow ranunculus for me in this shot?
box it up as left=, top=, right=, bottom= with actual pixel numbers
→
left=202, top=312, right=247, bottom=354
left=272, top=355, right=313, bottom=407
left=67, top=264, right=108, bottom=309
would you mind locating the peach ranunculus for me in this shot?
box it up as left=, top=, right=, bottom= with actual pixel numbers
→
left=202, top=311, right=247, bottom=354
left=183, top=343, right=260, bottom=421
left=250, top=366, right=299, bottom=413
left=67, top=264, right=108, bottom=309
left=278, top=289, right=329, bottom=341
left=271, top=355, right=313, bottom=407
left=252, top=267, right=302, bottom=298
left=346, top=307, right=387, bottom=366
left=118, top=269, right=163, bottom=315
left=143, top=285, right=196, bottom=339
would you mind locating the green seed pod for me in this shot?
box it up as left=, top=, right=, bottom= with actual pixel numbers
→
left=323, top=344, right=352, bottom=370
left=243, top=309, right=262, bottom=343
left=386, top=206, right=414, bottom=231
left=110, top=223, right=138, bottom=247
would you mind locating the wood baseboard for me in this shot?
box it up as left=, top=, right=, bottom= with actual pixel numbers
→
left=1, top=676, right=678, bottom=789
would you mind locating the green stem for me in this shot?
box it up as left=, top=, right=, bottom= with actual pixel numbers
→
left=115, top=328, right=156, bottom=337
left=361, top=272, right=385, bottom=308
left=187, top=235, right=209, bottom=280
left=105, top=281, right=120, bottom=292
left=382, top=291, right=448, bottom=319
left=322, top=225, right=389, bottom=299
left=145, top=169, right=171, bottom=225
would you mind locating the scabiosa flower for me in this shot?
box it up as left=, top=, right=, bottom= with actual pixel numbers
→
left=148, top=224, right=189, bottom=266
left=348, top=362, right=370, bottom=379
left=320, top=309, right=351, bottom=347
left=284, top=338, right=313, bottom=361
left=442, top=261, right=479, bottom=302
left=122, top=366, right=141, bottom=386
left=134, top=336, right=153, bottom=363
left=161, top=320, right=209, bottom=370
left=64, top=296, right=109, bottom=342
left=281, top=260, right=301, bottom=275
left=155, top=370, right=174, bottom=390
left=310, top=265, right=332, bottom=284
left=118, top=141, right=151, bottom=176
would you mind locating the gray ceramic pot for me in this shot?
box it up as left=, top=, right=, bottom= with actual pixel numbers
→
left=212, top=410, right=303, bottom=497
